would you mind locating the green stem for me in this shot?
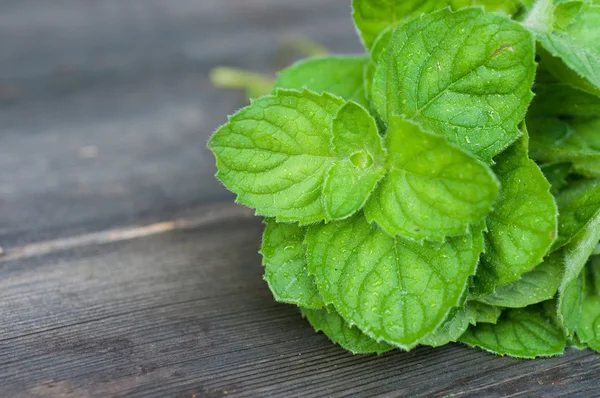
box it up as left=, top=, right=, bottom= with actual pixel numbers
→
left=210, top=67, right=274, bottom=98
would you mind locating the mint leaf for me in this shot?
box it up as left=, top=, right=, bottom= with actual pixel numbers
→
left=529, top=117, right=600, bottom=178
left=478, top=251, right=563, bottom=308
left=460, top=305, right=566, bottom=358
left=540, top=162, right=572, bottom=195
left=553, top=179, right=600, bottom=251
left=526, top=0, right=600, bottom=91
left=420, top=305, right=476, bottom=347
left=260, top=219, right=323, bottom=309
left=324, top=102, right=386, bottom=220
left=537, top=46, right=600, bottom=98
left=209, top=0, right=600, bottom=358
left=528, top=85, right=600, bottom=177
left=479, top=135, right=558, bottom=287
left=421, top=302, right=502, bottom=348
left=352, top=0, right=446, bottom=50
left=449, top=0, right=521, bottom=14
left=275, top=56, right=370, bottom=108
left=469, top=255, right=500, bottom=299
left=208, top=89, right=344, bottom=223
left=305, top=214, right=484, bottom=349
left=529, top=83, right=600, bottom=119
left=301, top=306, right=393, bottom=354
left=364, top=117, right=499, bottom=241
left=557, top=190, right=600, bottom=336
left=209, top=90, right=388, bottom=224
left=471, top=302, right=503, bottom=324
left=577, top=257, right=600, bottom=352
left=373, top=7, right=535, bottom=163
left=353, top=0, right=521, bottom=51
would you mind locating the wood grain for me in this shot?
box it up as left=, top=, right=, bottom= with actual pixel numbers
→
left=1, top=208, right=599, bottom=397
left=0, top=0, right=360, bottom=247
left=1, top=1, right=599, bottom=397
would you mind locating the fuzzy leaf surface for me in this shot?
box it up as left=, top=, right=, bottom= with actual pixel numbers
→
left=364, top=117, right=499, bottom=241
left=275, top=56, right=370, bottom=108
left=557, top=192, right=600, bottom=336
left=529, top=0, right=600, bottom=91
left=460, top=305, right=566, bottom=358
left=301, top=307, right=393, bottom=354
left=528, top=84, right=600, bottom=177
left=478, top=251, right=563, bottom=308
left=373, top=7, right=536, bottom=163
left=209, top=90, right=387, bottom=224
left=324, top=102, right=386, bottom=220
left=420, top=305, right=476, bottom=347
left=352, top=0, right=521, bottom=51
left=471, top=302, right=503, bottom=324
left=540, top=163, right=572, bottom=195
left=260, top=219, right=323, bottom=309
left=479, top=136, right=558, bottom=287
left=543, top=116, right=600, bottom=179
left=553, top=179, right=600, bottom=251
left=577, top=258, right=600, bottom=352
left=209, top=90, right=343, bottom=223
left=352, top=0, right=446, bottom=50
left=306, top=214, right=484, bottom=349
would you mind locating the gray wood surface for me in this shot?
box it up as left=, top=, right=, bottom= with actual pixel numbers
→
left=1, top=1, right=599, bottom=397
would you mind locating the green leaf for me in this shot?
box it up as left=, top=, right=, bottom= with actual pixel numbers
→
left=260, top=219, right=323, bottom=309
left=569, top=334, right=590, bottom=350
left=478, top=251, right=563, bottom=308
left=557, top=191, right=600, bottom=336
left=471, top=302, right=503, bottom=324
left=208, top=89, right=343, bottom=223
left=364, top=117, right=499, bottom=241
left=537, top=46, right=600, bottom=97
left=449, top=0, right=522, bottom=14
left=373, top=7, right=536, bottom=163
left=522, top=0, right=556, bottom=33
left=527, top=0, right=600, bottom=91
left=352, top=0, right=446, bottom=50
left=460, top=305, right=566, bottom=358
left=420, top=305, right=476, bottom=347
left=324, top=102, right=387, bottom=220
left=529, top=117, right=600, bottom=178
left=421, top=301, right=502, bottom=348
left=527, top=85, right=600, bottom=178
left=305, top=214, right=484, bottom=349
left=301, top=306, right=393, bottom=354
left=529, top=83, right=600, bottom=119
left=469, top=255, right=499, bottom=299
left=352, top=0, right=522, bottom=51
left=540, top=162, right=572, bottom=195
left=577, top=257, right=600, bottom=352
left=209, top=90, right=386, bottom=224
left=478, top=136, right=558, bottom=287
left=274, top=56, right=370, bottom=108
left=553, top=179, right=600, bottom=250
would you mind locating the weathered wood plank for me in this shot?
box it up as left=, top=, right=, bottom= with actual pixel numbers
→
left=1, top=1, right=599, bottom=397
left=1, top=209, right=598, bottom=397
left=0, top=0, right=360, bottom=247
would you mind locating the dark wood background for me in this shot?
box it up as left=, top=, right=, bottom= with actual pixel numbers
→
left=1, top=1, right=598, bottom=397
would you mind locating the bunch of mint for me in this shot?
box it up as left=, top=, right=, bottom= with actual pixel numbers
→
left=208, top=0, right=600, bottom=358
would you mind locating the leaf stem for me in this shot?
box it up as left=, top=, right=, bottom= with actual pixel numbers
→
left=210, top=67, right=274, bottom=98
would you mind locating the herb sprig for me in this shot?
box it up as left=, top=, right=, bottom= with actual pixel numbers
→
left=208, top=0, right=600, bottom=358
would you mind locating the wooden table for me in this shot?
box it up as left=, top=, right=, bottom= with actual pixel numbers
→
left=1, top=1, right=598, bottom=396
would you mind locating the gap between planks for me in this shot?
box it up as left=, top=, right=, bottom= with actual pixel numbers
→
left=0, top=204, right=255, bottom=263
